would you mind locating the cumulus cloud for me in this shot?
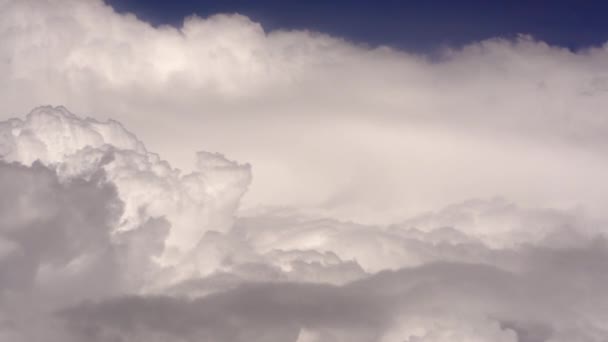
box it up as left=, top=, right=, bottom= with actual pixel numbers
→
left=3, top=0, right=608, bottom=223
left=0, top=107, right=606, bottom=341
left=0, top=106, right=251, bottom=269
left=1, top=0, right=608, bottom=340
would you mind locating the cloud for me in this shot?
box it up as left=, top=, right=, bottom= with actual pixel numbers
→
left=1, top=106, right=606, bottom=341
left=1, top=0, right=608, bottom=340
left=233, top=199, right=602, bottom=275
left=0, top=106, right=252, bottom=339
left=0, top=160, right=120, bottom=296
left=1, top=107, right=607, bottom=341
left=2, top=0, right=608, bottom=223
left=0, top=159, right=122, bottom=341
left=59, top=241, right=608, bottom=341
left=0, top=106, right=251, bottom=271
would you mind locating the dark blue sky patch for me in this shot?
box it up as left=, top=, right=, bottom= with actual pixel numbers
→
left=106, top=0, right=608, bottom=52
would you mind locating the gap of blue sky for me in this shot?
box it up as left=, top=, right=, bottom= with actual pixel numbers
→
left=107, top=0, right=608, bottom=52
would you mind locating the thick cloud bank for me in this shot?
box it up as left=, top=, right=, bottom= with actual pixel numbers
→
left=3, top=0, right=608, bottom=223
left=0, top=107, right=607, bottom=341
left=2, top=0, right=608, bottom=340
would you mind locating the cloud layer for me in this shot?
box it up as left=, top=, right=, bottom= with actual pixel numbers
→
left=3, top=0, right=608, bottom=223
left=1, top=0, right=608, bottom=340
left=0, top=106, right=606, bottom=341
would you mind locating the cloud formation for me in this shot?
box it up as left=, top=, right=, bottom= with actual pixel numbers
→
left=1, top=0, right=608, bottom=340
left=0, top=107, right=606, bottom=341
left=59, top=241, right=608, bottom=342
left=1, top=106, right=251, bottom=266
left=3, top=0, right=608, bottom=223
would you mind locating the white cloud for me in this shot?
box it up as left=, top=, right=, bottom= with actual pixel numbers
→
left=2, top=0, right=608, bottom=340
left=1, top=107, right=607, bottom=341
left=2, top=0, right=608, bottom=223
left=0, top=106, right=251, bottom=264
left=1, top=106, right=606, bottom=341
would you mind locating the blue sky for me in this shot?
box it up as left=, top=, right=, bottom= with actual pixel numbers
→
left=107, top=0, right=608, bottom=51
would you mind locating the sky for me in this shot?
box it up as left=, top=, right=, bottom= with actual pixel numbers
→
left=1, top=0, right=608, bottom=341
left=107, top=0, right=608, bottom=51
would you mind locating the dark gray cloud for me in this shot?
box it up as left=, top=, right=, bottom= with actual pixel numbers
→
left=59, top=240, right=608, bottom=341
left=0, top=160, right=123, bottom=341
left=0, top=161, right=121, bottom=298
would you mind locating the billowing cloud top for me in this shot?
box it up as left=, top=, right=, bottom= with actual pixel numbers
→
left=3, top=0, right=608, bottom=224
left=1, top=108, right=607, bottom=341
left=1, top=106, right=251, bottom=260
left=1, top=0, right=608, bottom=341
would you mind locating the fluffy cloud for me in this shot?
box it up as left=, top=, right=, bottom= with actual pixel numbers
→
left=2, top=0, right=608, bottom=340
left=3, top=0, right=608, bottom=223
left=0, top=108, right=607, bottom=341
left=0, top=106, right=251, bottom=269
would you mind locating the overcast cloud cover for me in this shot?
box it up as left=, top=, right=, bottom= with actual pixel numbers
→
left=1, top=0, right=608, bottom=341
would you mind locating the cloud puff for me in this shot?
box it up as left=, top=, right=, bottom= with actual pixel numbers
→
left=0, top=106, right=251, bottom=269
